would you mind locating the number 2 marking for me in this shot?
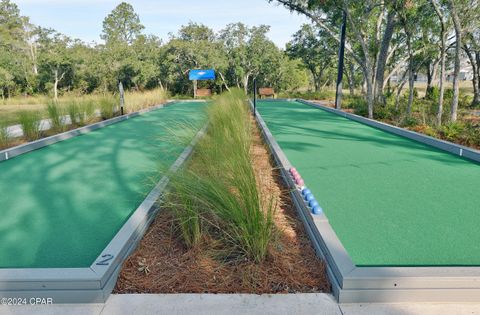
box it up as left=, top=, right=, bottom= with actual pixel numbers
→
left=96, top=254, right=114, bottom=266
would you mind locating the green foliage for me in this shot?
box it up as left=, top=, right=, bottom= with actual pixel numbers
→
left=439, top=122, right=466, bottom=142
left=287, top=24, right=336, bottom=91
left=101, top=2, right=144, bottom=45
left=46, top=101, right=66, bottom=132
left=18, top=110, right=42, bottom=141
left=169, top=90, right=275, bottom=262
left=425, top=86, right=439, bottom=101
left=400, top=115, right=421, bottom=128
left=413, top=88, right=419, bottom=99
left=444, top=88, right=454, bottom=100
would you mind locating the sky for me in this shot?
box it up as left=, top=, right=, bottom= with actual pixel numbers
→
left=14, top=0, right=309, bottom=49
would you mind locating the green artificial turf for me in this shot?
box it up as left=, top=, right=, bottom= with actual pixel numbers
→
left=0, top=102, right=207, bottom=268
left=257, top=100, right=480, bottom=266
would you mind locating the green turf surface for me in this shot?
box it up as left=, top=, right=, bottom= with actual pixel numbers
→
left=0, top=102, right=207, bottom=268
left=257, top=100, right=480, bottom=266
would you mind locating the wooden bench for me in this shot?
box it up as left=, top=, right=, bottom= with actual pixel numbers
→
left=259, top=87, right=275, bottom=98
left=195, top=88, right=212, bottom=97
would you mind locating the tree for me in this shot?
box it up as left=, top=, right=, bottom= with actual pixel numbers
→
left=0, top=0, right=31, bottom=95
left=101, top=2, right=144, bottom=45
left=287, top=24, right=335, bottom=91
left=37, top=29, right=73, bottom=99
left=463, top=31, right=480, bottom=106
left=161, top=23, right=228, bottom=94
left=220, top=23, right=282, bottom=93
left=272, top=0, right=400, bottom=118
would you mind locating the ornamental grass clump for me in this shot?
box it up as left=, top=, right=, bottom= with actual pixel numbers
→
left=66, top=101, right=81, bottom=127
left=18, top=110, right=42, bottom=141
left=0, top=123, right=10, bottom=149
left=46, top=101, right=66, bottom=132
left=168, top=89, right=275, bottom=263
left=99, top=96, right=117, bottom=119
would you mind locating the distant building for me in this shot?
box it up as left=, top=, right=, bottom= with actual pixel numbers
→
left=389, top=57, right=474, bottom=84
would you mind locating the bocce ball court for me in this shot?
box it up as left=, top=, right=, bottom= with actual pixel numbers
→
left=254, top=99, right=480, bottom=302
left=0, top=101, right=207, bottom=302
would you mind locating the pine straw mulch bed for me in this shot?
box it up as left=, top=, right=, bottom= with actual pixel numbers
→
left=114, top=116, right=330, bottom=294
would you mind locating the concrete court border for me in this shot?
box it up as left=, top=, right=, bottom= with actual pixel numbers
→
left=0, top=101, right=207, bottom=303
left=251, top=99, right=480, bottom=303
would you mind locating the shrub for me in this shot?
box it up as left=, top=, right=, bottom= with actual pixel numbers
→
left=18, top=110, right=42, bottom=141
left=349, top=99, right=368, bottom=117
left=440, top=122, right=465, bottom=142
left=400, top=115, right=420, bottom=128
left=425, top=86, right=439, bottom=101
left=444, top=88, right=454, bottom=100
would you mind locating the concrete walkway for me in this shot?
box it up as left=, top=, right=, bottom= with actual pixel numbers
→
left=1, top=294, right=480, bottom=315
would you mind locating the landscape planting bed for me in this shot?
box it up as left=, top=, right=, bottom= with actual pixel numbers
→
left=254, top=99, right=480, bottom=302
left=0, top=101, right=207, bottom=303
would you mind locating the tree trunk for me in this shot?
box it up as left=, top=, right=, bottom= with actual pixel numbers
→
left=450, top=0, right=462, bottom=122
left=395, top=71, right=408, bottom=111
left=374, top=10, right=396, bottom=104
left=348, top=62, right=355, bottom=95
left=407, top=60, right=414, bottom=115
left=431, top=58, right=439, bottom=85
left=312, top=71, right=321, bottom=92
left=193, top=80, right=197, bottom=98
left=54, top=69, right=59, bottom=101
left=366, top=73, right=374, bottom=118
left=30, top=42, right=38, bottom=76
left=218, top=72, right=231, bottom=92
left=431, top=0, right=447, bottom=126
left=464, top=45, right=480, bottom=105
left=426, top=62, right=433, bottom=92
left=405, top=29, right=414, bottom=115
left=477, top=52, right=480, bottom=104
left=243, top=75, right=250, bottom=94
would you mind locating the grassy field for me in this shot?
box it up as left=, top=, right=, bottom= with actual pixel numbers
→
left=0, top=88, right=168, bottom=126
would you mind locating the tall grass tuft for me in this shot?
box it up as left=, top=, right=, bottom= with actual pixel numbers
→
left=46, top=101, right=66, bottom=132
left=66, top=101, right=81, bottom=127
left=18, top=110, right=42, bottom=141
left=125, top=88, right=168, bottom=113
left=81, top=100, right=96, bottom=124
left=100, top=96, right=116, bottom=119
left=0, top=123, right=10, bottom=149
left=169, top=89, right=275, bottom=262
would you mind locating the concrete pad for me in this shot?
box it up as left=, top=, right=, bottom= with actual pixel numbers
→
left=340, top=303, right=480, bottom=315
left=0, top=304, right=104, bottom=315
left=101, top=293, right=341, bottom=315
